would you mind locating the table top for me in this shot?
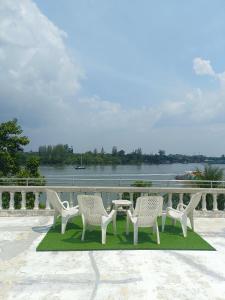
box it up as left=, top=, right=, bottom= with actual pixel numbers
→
left=112, top=199, right=132, bottom=206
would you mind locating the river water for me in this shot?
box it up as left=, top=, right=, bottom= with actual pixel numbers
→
left=39, top=163, right=225, bottom=187
left=39, top=163, right=225, bottom=205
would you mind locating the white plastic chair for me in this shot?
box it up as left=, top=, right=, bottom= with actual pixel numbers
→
left=162, top=192, right=202, bottom=237
left=126, top=196, right=163, bottom=245
left=77, top=195, right=116, bottom=244
left=46, top=189, right=79, bottom=234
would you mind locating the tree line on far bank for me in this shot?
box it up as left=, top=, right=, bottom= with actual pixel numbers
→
left=19, top=144, right=225, bottom=166
left=1, top=119, right=225, bottom=210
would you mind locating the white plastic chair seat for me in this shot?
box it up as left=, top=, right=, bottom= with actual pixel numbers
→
left=166, top=208, right=183, bottom=219
left=77, top=195, right=116, bottom=244
left=162, top=192, right=202, bottom=237
left=62, top=206, right=79, bottom=217
left=46, top=189, right=79, bottom=234
left=126, top=196, right=163, bottom=245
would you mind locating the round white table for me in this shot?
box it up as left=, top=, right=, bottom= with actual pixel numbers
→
left=112, top=199, right=132, bottom=212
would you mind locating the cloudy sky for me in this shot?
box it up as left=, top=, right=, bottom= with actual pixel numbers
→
left=1, top=0, right=225, bottom=155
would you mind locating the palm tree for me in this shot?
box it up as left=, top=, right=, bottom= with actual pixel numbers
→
left=193, top=165, right=224, bottom=210
left=194, top=165, right=223, bottom=188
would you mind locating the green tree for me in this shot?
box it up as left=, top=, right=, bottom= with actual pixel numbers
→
left=112, top=146, right=117, bottom=156
left=123, top=180, right=152, bottom=207
left=0, top=120, right=45, bottom=209
left=100, top=147, right=105, bottom=156
left=0, top=119, right=29, bottom=176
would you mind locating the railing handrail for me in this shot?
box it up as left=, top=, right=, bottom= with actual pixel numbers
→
left=0, top=185, right=224, bottom=213
left=0, top=177, right=225, bottom=183
left=0, top=185, right=224, bottom=193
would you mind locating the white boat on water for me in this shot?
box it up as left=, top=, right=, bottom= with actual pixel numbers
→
left=74, top=154, right=86, bottom=170
left=175, top=171, right=198, bottom=180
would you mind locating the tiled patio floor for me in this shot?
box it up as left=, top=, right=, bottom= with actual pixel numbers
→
left=0, top=216, right=225, bottom=300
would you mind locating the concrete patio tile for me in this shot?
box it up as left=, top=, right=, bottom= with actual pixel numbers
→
left=0, top=216, right=225, bottom=300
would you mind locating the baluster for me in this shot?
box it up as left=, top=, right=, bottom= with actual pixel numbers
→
left=45, top=192, right=50, bottom=210
left=9, top=192, right=14, bottom=210
left=69, top=192, right=74, bottom=207
left=213, top=193, right=218, bottom=211
left=168, top=193, right=172, bottom=208
left=73, top=192, right=78, bottom=206
left=201, top=193, right=207, bottom=211
left=0, top=192, right=2, bottom=210
left=118, top=192, right=123, bottom=199
left=34, top=192, right=39, bottom=210
left=129, top=192, right=134, bottom=206
left=106, top=192, right=111, bottom=211
left=21, top=191, right=26, bottom=209
left=179, top=193, right=184, bottom=205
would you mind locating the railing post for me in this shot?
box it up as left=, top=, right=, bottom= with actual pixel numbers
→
left=45, top=193, right=50, bottom=210
left=129, top=192, right=134, bottom=206
left=201, top=193, right=207, bottom=211
left=21, top=191, right=26, bottom=210
left=213, top=193, right=218, bottom=211
left=9, top=192, right=14, bottom=210
left=179, top=193, right=184, bottom=205
left=34, top=192, right=39, bottom=210
left=168, top=193, right=172, bottom=207
left=0, top=192, right=2, bottom=210
left=69, top=192, right=74, bottom=207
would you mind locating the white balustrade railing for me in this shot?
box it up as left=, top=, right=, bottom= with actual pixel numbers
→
left=0, top=186, right=225, bottom=213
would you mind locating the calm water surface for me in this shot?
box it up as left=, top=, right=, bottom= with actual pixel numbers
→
left=39, top=163, right=225, bottom=186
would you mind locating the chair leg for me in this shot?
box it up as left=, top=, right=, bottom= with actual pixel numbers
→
left=134, top=225, right=138, bottom=245
left=162, top=213, right=166, bottom=232
left=61, top=216, right=69, bottom=234
left=189, top=214, right=194, bottom=231
left=113, top=212, right=117, bottom=235
left=81, top=215, right=86, bottom=241
left=53, top=212, right=58, bottom=227
left=126, top=214, right=129, bottom=235
left=181, top=217, right=187, bottom=238
left=155, top=221, right=160, bottom=244
left=102, top=225, right=107, bottom=244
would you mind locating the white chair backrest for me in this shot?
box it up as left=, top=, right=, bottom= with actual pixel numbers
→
left=134, top=196, right=163, bottom=226
left=46, top=189, right=65, bottom=214
left=185, top=192, right=202, bottom=215
left=77, top=195, right=108, bottom=225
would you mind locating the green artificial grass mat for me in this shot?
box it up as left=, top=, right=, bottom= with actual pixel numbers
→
left=36, top=216, right=215, bottom=251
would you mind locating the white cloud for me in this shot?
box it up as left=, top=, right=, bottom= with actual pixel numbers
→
left=193, top=57, right=215, bottom=76
left=1, top=1, right=225, bottom=155
left=0, top=0, right=162, bottom=152
left=0, top=0, right=84, bottom=129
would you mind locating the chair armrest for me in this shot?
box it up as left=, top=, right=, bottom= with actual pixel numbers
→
left=127, top=209, right=133, bottom=220
left=102, top=210, right=116, bottom=227
left=176, top=203, right=187, bottom=211
left=127, top=209, right=137, bottom=224
left=108, top=209, right=116, bottom=219
left=62, top=201, right=69, bottom=209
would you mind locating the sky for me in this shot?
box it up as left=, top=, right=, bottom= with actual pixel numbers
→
left=1, top=0, right=225, bottom=155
